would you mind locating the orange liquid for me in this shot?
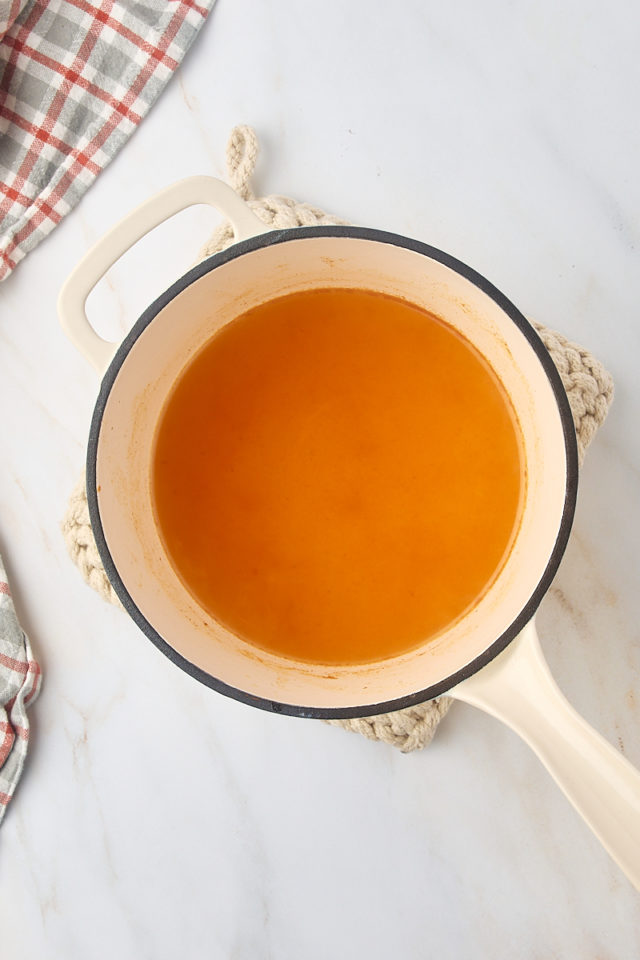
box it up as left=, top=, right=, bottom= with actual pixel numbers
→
left=152, top=288, right=523, bottom=664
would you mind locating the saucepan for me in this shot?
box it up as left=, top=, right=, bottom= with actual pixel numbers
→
left=58, top=177, right=640, bottom=888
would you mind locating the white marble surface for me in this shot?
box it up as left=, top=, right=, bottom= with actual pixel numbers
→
left=1, top=0, right=640, bottom=955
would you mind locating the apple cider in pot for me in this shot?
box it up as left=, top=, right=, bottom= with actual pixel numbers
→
left=152, top=287, right=524, bottom=665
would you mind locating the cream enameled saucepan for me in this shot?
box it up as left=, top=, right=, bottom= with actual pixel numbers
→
left=58, top=177, right=640, bottom=888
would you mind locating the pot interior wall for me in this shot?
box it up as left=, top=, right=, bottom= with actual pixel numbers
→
left=94, top=234, right=569, bottom=710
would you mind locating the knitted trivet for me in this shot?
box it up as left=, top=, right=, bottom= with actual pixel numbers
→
left=62, top=126, right=614, bottom=753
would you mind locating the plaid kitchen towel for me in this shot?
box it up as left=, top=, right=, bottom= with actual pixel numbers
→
left=0, top=0, right=216, bottom=281
left=1, top=0, right=30, bottom=40
left=0, top=552, right=41, bottom=824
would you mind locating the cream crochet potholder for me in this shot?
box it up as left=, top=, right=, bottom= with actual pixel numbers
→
left=62, top=126, right=614, bottom=753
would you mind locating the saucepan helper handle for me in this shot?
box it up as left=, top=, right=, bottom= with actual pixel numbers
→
left=57, top=176, right=270, bottom=376
left=450, top=619, right=640, bottom=890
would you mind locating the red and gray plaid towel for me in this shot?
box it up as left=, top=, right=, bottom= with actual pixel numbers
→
left=1, top=0, right=29, bottom=39
left=0, top=0, right=214, bottom=818
left=0, top=554, right=41, bottom=823
left=0, top=0, right=215, bottom=281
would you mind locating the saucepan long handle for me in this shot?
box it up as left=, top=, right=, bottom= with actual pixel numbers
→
left=450, top=619, right=640, bottom=890
left=57, top=177, right=269, bottom=376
